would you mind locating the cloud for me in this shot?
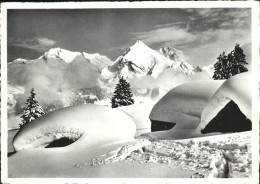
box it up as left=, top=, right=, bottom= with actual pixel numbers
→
left=154, top=22, right=183, bottom=29
left=130, top=8, right=251, bottom=67
left=132, top=25, right=196, bottom=46
left=197, top=9, right=223, bottom=17
left=129, top=68, right=211, bottom=92
left=8, top=56, right=100, bottom=109
left=185, top=8, right=250, bottom=29
left=37, top=37, right=57, bottom=47
left=184, top=27, right=251, bottom=66
left=9, top=37, right=57, bottom=52
left=185, top=8, right=250, bottom=19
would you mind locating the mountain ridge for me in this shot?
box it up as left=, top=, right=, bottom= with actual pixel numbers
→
left=10, top=47, right=113, bottom=71
left=101, top=40, right=196, bottom=81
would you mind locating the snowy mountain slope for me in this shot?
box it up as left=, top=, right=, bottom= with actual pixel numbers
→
left=22, top=47, right=113, bottom=70
left=8, top=54, right=100, bottom=92
left=39, top=47, right=82, bottom=63
left=12, top=58, right=28, bottom=64
left=83, top=52, right=112, bottom=71
left=8, top=47, right=111, bottom=98
left=101, top=41, right=195, bottom=80
left=7, top=48, right=112, bottom=129
left=202, top=64, right=214, bottom=78
left=159, top=46, right=185, bottom=62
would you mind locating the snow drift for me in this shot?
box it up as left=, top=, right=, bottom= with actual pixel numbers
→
left=13, top=104, right=136, bottom=151
left=119, top=101, right=156, bottom=136
left=149, top=80, right=224, bottom=139
left=148, top=72, right=252, bottom=140
left=198, top=72, right=252, bottom=133
left=9, top=104, right=136, bottom=177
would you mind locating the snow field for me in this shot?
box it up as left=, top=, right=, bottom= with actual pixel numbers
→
left=87, top=131, right=251, bottom=178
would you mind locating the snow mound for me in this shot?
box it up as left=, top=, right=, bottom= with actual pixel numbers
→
left=13, top=104, right=136, bottom=151
left=119, top=101, right=156, bottom=136
left=149, top=80, right=224, bottom=139
left=198, top=72, right=252, bottom=132
left=9, top=104, right=136, bottom=177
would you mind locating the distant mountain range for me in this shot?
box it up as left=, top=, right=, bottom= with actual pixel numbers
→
left=8, top=41, right=214, bottom=127
left=12, top=47, right=113, bottom=72
left=10, top=41, right=213, bottom=80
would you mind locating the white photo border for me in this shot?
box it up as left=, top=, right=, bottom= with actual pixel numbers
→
left=1, top=1, right=259, bottom=184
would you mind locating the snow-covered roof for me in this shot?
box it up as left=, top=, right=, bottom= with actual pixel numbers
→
left=198, top=72, right=252, bottom=131
left=148, top=72, right=251, bottom=139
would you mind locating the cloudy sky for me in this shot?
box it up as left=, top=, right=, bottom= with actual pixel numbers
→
left=8, top=8, right=251, bottom=66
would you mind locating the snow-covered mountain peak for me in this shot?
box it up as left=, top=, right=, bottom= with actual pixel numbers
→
left=107, top=41, right=169, bottom=78
left=10, top=47, right=112, bottom=73
left=83, top=52, right=100, bottom=59
left=11, top=58, right=28, bottom=64
left=131, top=40, right=151, bottom=50
left=102, top=42, right=196, bottom=80
left=41, top=47, right=82, bottom=63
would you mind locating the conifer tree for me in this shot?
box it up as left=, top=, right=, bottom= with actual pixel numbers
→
left=111, top=76, right=134, bottom=108
left=231, top=44, right=248, bottom=74
left=213, top=44, right=248, bottom=80
left=213, top=52, right=227, bottom=80
left=20, top=88, right=45, bottom=128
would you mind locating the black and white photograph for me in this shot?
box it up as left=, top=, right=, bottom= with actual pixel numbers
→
left=1, top=1, right=259, bottom=183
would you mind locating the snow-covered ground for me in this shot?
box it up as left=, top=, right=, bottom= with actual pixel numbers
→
left=7, top=130, right=251, bottom=178
left=7, top=91, right=253, bottom=179
left=6, top=42, right=254, bottom=179
left=8, top=104, right=137, bottom=177
left=119, top=99, right=157, bottom=136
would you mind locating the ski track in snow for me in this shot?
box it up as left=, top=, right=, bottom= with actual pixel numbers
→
left=71, top=132, right=251, bottom=178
